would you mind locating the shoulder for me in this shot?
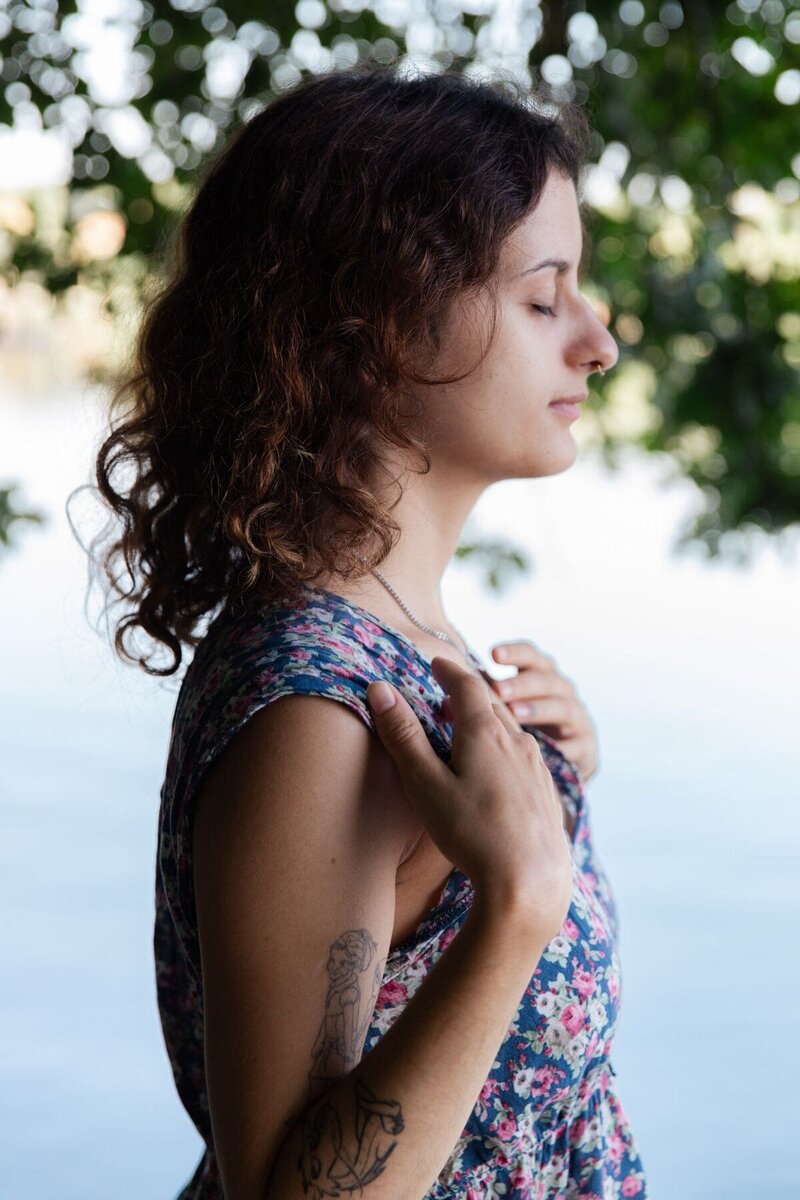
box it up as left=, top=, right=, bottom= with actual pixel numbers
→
left=164, top=587, right=451, bottom=822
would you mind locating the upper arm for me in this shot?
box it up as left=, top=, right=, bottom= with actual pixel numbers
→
left=192, top=692, right=418, bottom=1200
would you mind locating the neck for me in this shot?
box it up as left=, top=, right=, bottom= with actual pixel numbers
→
left=310, top=453, right=491, bottom=629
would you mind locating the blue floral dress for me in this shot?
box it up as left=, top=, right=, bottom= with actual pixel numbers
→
left=154, top=583, right=649, bottom=1199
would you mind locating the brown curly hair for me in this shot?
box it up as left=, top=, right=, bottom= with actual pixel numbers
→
left=85, top=62, right=593, bottom=676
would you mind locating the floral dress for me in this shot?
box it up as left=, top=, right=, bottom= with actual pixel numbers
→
left=154, top=583, right=649, bottom=1199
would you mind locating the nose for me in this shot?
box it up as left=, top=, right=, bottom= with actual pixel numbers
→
left=583, top=296, right=619, bottom=375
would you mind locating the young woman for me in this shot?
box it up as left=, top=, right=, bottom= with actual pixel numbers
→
left=92, top=63, right=646, bottom=1199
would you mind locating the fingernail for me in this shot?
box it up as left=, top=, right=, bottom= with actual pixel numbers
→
left=369, top=681, right=395, bottom=713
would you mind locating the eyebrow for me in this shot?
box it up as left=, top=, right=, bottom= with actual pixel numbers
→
left=514, top=258, right=570, bottom=278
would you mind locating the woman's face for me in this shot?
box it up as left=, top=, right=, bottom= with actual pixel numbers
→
left=415, top=168, right=619, bottom=485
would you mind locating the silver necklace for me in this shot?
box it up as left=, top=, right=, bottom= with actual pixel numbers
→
left=367, top=565, right=471, bottom=657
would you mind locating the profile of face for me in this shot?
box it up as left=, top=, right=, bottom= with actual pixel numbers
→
left=326, top=944, right=354, bottom=984
left=414, top=168, right=619, bottom=486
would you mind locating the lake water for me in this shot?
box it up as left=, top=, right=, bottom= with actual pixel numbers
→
left=2, top=381, right=799, bottom=1198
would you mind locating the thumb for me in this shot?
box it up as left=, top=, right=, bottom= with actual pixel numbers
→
left=366, top=679, right=447, bottom=791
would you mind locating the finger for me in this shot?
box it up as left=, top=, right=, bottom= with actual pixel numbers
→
left=491, top=641, right=555, bottom=669
left=433, top=657, right=528, bottom=747
left=430, top=655, right=495, bottom=722
left=493, top=671, right=571, bottom=703
left=487, top=690, right=525, bottom=736
left=509, top=698, right=577, bottom=728
left=366, top=679, right=452, bottom=794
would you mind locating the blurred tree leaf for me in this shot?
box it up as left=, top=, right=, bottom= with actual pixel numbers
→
left=1, top=0, right=799, bottom=578
left=0, top=483, right=45, bottom=552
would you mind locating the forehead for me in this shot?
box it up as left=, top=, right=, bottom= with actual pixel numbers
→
left=501, top=172, right=584, bottom=278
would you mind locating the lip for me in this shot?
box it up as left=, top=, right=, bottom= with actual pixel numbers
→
left=549, top=394, right=588, bottom=405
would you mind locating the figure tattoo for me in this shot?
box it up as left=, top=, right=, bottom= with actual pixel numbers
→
left=309, top=927, right=383, bottom=1093
left=283, top=926, right=405, bottom=1195
left=297, top=1077, right=405, bottom=1196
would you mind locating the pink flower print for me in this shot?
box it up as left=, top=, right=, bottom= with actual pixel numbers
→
left=563, top=917, right=579, bottom=940
left=573, top=967, right=595, bottom=998
left=608, top=1131, right=626, bottom=1165
left=590, top=911, right=606, bottom=940
left=572, top=1116, right=587, bottom=1141
left=532, top=1063, right=563, bottom=1096
left=496, top=1116, right=517, bottom=1143
left=479, top=1078, right=499, bottom=1104
left=510, top=1164, right=534, bottom=1190
left=354, top=626, right=378, bottom=650
left=466, top=1188, right=484, bottom=1200
left=584, top=1030, right=600, bottom=1059
left=608, top=974, right=620, bottom=1000
left=622, top=1177, right=644, bottom=1196
left=560, top=1003, right=586, bottom=1035
left=378, top=979, right=408, bottom=1005
left=439, top=925, right=457, bottom=952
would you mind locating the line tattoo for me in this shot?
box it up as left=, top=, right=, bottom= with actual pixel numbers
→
left=309, top=927, right=384, bottom=1091
left=296, top=1076, right=405, bottom=1197
left=284, top=927, right=404, bottom=1195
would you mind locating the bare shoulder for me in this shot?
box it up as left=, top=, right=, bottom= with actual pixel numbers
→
left=194, top=690, right=423, bottom=871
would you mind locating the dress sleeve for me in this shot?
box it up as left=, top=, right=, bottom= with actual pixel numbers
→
left=159, top=603, right=451, bottom=976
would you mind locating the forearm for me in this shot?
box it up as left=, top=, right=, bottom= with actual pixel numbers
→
left=263, top=891, right=549, bottom=1200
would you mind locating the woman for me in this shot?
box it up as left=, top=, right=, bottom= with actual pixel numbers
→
left=92, top=63, right=645, bottom=1199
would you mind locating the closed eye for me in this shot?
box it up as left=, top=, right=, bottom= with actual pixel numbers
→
left=531, top=304, right=557, bottom=318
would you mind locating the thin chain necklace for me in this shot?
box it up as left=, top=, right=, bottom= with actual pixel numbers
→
left=367, top=565, right=472, bottom=658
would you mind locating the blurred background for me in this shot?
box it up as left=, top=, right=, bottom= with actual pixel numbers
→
left=1, top=2, right=799, bottom=1197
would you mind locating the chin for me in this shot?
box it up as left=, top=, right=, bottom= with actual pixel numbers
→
left=488, top=435, right=579, bottom=483
left=526, top=440, right=579, bottom=479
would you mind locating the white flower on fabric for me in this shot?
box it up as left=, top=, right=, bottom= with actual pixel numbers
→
left=577, top=1113, right=604, bottom=1153
left=603, top=1174, right=620, bottom=1200
left=588, top=998, right=608, bottom=1029
left=546, top=1020, right=570, bottom=1049
left=541, top=1150, right=567, bottom=1182
left=566, top=1034, right=587, bottom=1064
left=513, top=1066, right=537, bottom=1097
left=535, top=990, right=558, bottom=1017
left=514, top=1106, right=538, bottom=1146
left=550, top=934, right=571, bottom=957
left=369, top=1009, right=393, bottom=1037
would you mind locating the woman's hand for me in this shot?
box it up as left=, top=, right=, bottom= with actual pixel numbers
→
left=488, top=640, right=599, bottom=786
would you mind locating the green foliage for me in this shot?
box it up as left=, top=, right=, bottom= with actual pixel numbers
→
left=0, top=483, right=45, bottom=552
left=1, top=0, right=799, bottom=574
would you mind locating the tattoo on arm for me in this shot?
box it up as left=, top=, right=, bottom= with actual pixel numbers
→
left=284, top=927, right=405, bottom=1196
left=312, top=928, right=384, bottom=1086
left=297, top=1076, right=405, bottom=1197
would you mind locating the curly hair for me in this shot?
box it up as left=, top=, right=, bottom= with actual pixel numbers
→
left=85, top=62, right=593, bottom=676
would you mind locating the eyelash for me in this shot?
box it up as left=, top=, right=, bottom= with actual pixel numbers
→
left=531, top=304, right=557, bottom=318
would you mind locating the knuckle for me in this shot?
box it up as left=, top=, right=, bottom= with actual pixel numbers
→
left=469, top=709, right=500, bottom=734
left=520, top=730, right=542, bottom=759
left=389, top=717, right=421, bottom=749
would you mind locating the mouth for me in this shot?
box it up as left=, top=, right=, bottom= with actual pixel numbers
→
left=549, top=394, right=586, bottom=420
